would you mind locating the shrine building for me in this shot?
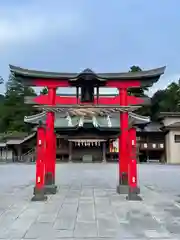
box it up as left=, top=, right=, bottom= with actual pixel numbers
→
left=1, top=107, right=180, bottom=164
left=23, top=96, right=164, bottom=163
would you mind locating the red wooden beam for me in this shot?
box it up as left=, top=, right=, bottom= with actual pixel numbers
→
left=34, top=79, right=70, bottom=88
left=32, top=80, right=141, bottom=88
left=27, top=95, right=147, bottom=105
left=106, top=81, right=141, bottom=88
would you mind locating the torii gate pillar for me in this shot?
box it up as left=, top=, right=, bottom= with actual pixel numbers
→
left=32, top=125, right=47, bottom=201
left=44, top=87, right=57, bottom=194
left=117, top=88, right=129, bottom=194
left=126, top=127, right=142, bottom=200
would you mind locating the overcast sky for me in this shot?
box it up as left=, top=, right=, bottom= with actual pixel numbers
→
left=0, top=0, right=180, bottom=96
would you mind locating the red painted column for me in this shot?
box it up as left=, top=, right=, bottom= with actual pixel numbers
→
left=128, top=128, right=137, bottom=188
left=118, top=88, right=129, bottom=187
left=44, top=87, right=57, bottom=193
left=32, top=126, right=47, bottom=201
left=126, top=127, right=141, bottom=200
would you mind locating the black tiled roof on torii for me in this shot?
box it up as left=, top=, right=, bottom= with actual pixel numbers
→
left=9, top=65, right=166, bottom=87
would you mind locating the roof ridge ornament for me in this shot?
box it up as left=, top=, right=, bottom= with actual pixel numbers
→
left=81, top=68, right=95, bottom=74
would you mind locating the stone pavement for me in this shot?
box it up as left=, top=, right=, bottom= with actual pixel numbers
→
left=0, top=163, right=180, bottom=239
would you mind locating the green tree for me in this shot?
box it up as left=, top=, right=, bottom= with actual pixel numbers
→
left=130, top=65, right=142, bottom=72
left=163, top=82, right=180, bottom=112
left=127, top=65, right=150, bottom=116
left=149, top=82, right=180, bottom=120
left=150, top=90, right=167, bottom=120
left=0, top=74, right=37, bottom=132
left=128, top=65, right=148, bottom=97
left=0, top=77, right=5, bottom=130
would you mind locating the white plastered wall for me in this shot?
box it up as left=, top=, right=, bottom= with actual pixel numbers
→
left=166, top=130, right=180, bottom=164
left=162, top=116, right=180, bottom=164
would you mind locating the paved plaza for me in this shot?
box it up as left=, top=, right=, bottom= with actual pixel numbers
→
left=0, top=163, right=180, bottom=239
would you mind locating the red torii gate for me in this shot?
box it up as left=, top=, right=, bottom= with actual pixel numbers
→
left=9, top=65, right=165, bottom=201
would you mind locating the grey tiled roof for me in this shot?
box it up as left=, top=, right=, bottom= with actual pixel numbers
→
left=10, top=65, right=165, bottom=81
left=164, top=122, right=180, bottom=128
left=137, top=122, right=162, bottom=132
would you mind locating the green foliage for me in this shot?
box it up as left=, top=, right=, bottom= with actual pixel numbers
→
left=128, top=65, right=148, bottom=97
left=128, top=66, right=150, bottom=116
left=40, top=87, right=48, bottom=95
left=126, top=66, right=180, bottom=119
left=150, top=82, right=180, bottom=120
left=0, top=74, right=37, bottom=133
left=129, top=65, right=142, bottom=72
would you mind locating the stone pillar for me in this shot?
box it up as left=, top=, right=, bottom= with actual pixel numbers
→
left=117, top=88, right=129, bottom=194
left=44, top=87, right=57, bottom=194
left=17, top=145, right=22, bottom=162
left=160, top=152, right=165, bottom=163
left=32, top=126, right=47, bottom=201
left=102, top=141, right=106, bottom=162
left=69, top=141, right=72, bottom=162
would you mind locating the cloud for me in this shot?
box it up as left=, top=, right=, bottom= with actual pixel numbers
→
left=0, top=1, right=83, bottom=49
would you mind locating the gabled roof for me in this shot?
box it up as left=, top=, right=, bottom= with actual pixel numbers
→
left=0, top=132, right=36, bottom=146
left=159, top=112, right=180, bottom=119
left=143, top=122, right=163, bottom=132
left=161, top=121, right=180, bottom=130
left=24, top=112, right=150, bottom=130
left=6, top=133, right=36, bottom=145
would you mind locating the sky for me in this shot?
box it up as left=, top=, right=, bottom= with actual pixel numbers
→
left=0, top=0, right=180, bottom=96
